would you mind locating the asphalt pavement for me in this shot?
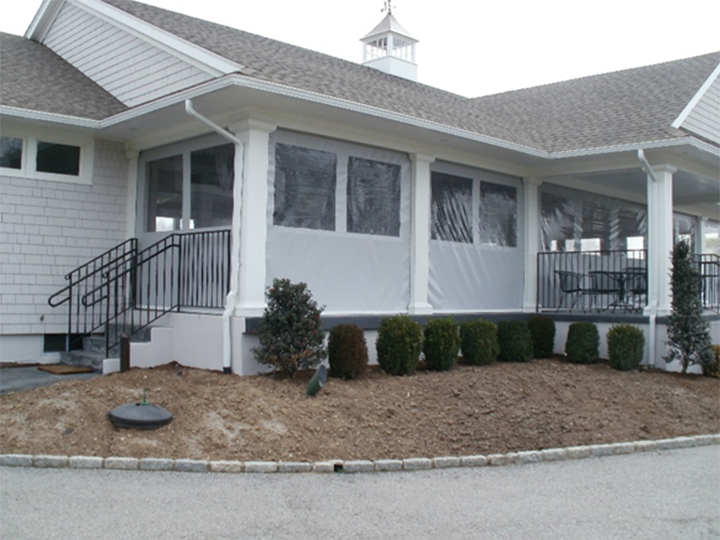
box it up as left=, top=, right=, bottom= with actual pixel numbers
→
left=0, top=366, right=99, bottom=395
left=2, top=445, right=719, bottom=539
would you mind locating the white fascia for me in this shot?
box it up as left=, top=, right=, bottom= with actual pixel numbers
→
left=0, top=105, right=101, bottom=129
left=671, top=62, right=720, bottom=129
left=28, top=0, right=244, bottom=77
left=99, top=74, right=549, bottom=157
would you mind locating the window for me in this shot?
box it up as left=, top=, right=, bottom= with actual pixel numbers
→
left=479, top=182, right=517, bottom=247
left=144, top=142, right=235, bottom=232
left=0, top=136, right=22, bottom=169
left=347, top=157, right=400, bottom=236
left=191, top=144, right=234, bottom=229
left=146, top=155, right=183, bottom=232
left=36, top=141, right=80, bottom=176
left=274, top=143, right=336, bottom=231
left=431, top=172, right=473, bottom=243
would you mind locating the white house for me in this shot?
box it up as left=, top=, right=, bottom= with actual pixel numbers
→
left=1, top=0, right=718, bottom=374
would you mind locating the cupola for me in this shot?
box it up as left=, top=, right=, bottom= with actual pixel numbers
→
left=361, top=5, right=418, bottom=81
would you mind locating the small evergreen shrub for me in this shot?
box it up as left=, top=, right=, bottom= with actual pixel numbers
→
left=496, top=321, right=533, bottom=362
left=607, top=324, right=645, bottom=371
left=565, top=322, right=599, bottom=364
left=423, top=318, right=460, bottom=371
left=252, top=278, right=326, bottom=378
left=460, top=319, right=499, bottom=366
left=376, top=315, right=423, bottom=376
left=527, top=315, right=556, bottom=358
left=328, top=324, right=369, bottom=380
left=703, top=345, right=720, bottom=379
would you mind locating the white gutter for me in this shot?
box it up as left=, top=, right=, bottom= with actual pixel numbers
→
left=185, top=99, right=243, bottom=374
left=638, top=149, right=657, bottom=367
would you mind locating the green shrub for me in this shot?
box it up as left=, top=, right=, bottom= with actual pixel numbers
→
left=527, top=315, right=556, bottom=358
left=328, top=324, right=369, bottom=380
left=607, top=324, right=645, bottom=371
left=423, top=318, right=460, bottom=371
left=703, top=345, right=720, bottom=378
left=496, top=321, right=533, bottom=362
left=460, top=319, right=499, bottom=366
left=565, top=322, right=599, bottom=364
left=252, top=278, right=326, bottom=378
left=376, top=315, right=423, bottom=376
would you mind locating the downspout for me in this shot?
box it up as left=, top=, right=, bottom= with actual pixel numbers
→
left=638, top=149, right=657, bottom=367
left=185, top=99, right=243, bottom=374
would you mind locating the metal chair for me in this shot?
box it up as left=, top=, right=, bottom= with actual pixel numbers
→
left=555, top=270, right=588, bottom=312
left=589, top=271, right=624, bottom=312
left=624, top=267, right=648, bottom=312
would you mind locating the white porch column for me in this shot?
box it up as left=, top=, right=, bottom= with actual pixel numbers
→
left=229, top=119, right=277, bottom=317
left=408, top=153, right=434, bottom=315
left=522, top=177, right=542, bottom=312
left=645, top=164, right=676, bottom=316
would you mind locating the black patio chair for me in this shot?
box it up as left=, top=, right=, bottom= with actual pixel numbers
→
left=555, top=270, right=589, bottom=312
left=624, top=267, right=648, bottom=312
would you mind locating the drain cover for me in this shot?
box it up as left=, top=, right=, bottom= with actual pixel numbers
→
left=108, top=403, right=174, bottom=430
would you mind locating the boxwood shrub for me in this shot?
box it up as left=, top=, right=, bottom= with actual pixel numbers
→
left=703, top=344, right=720, bottom=378
left=423, top=318, right=460, bottom=371
left=497, top=320, right=533, bottom=362
left=460, top=319, right=499, bottom=366
left=565, top=322, right=599, bottom=364
left=607, top=324, right=645, bottom=371
left=328, top=324, right=369, bottom=379
left=527, top=315, right=555, bottom=358
left=376, top=315, right=423, bottom=376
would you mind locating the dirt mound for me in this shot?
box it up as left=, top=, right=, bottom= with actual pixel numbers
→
left=1, top=359, right=718, bottom=462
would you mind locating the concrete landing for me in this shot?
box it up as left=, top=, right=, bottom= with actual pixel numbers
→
left=0, top=366, right=99, bottom=395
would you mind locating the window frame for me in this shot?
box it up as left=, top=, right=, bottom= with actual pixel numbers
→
left=0, top=123, right=93, bottom=185
left=138, top=133, right=234, bottom=233
left=430, top=161, right=521, bottom=250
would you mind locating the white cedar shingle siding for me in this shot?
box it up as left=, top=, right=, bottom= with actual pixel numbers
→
left=681, top=75, right=720, bottom=144
left=43, top=2, right=213, bottom=107
left=0, top=140, right=128, bottom=334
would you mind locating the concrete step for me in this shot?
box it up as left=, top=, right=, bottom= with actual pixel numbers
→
left=60, top=350, right=106, bottom=373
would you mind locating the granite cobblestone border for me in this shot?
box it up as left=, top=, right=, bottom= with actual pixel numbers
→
left=2, top=434, right=718, bottom=474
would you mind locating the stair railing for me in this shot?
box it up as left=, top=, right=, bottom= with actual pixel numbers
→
left=80, top=229, right=231, bottom=356
left=48, top=239, right=138, bottom=351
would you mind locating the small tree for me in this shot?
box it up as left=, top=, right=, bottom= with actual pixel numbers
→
left=252, top=278, right=326, bottom=378
left=665, top=241, right=713, bottom=373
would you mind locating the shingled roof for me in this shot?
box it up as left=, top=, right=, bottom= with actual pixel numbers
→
left=3, top=0, right=718, bottom=155
left=101, top=0, right=719, bottom=153
left=0, top=32, right=127, bottom=120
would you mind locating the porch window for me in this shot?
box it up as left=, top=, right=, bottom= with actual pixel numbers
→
left=479, top=181, right=517, bottom=247
left=673, top=213, right=697, bottom=249
left=274, top=143, right=336, bottom=231
left=144, top=141, right=235, bottom=232
left=347, top=157, right=401, bottom=236
left=36, top=141, right=80, bottom=176
left=190, top=144, right=234, bottom=229
left=431, top=172, right=473, bottom=243
left=0, top=136, right=22, bottom=169
left=541, top=185, right=647, bottom=252
left=146, top=155, right=183, bottom=232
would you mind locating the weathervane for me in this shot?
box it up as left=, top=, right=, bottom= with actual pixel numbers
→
left=382, top=1, right=395, bottom=15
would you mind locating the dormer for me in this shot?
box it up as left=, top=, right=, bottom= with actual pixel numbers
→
left=361, top=9, right=418, bottom=81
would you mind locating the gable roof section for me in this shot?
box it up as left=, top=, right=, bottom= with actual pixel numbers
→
left=99, top=0, right=720, bottom=154
left=463, top=52, right=720, bottom=153
left=0, top=32, right=126, bottom=120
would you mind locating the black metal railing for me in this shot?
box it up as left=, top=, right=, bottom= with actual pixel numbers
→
left=48, top=238, right=138, bottom=351
left=49, top=230, right=230, bottom=356
left=695, top=253, right=720, bottom=313
left=536, top=249, right=648, bottom=313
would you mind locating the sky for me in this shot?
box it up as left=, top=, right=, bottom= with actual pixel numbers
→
left=1, top=0, right=719, bottom=97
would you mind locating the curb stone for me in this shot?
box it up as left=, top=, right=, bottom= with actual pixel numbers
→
left=1, top=434, right=717, bottom=475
